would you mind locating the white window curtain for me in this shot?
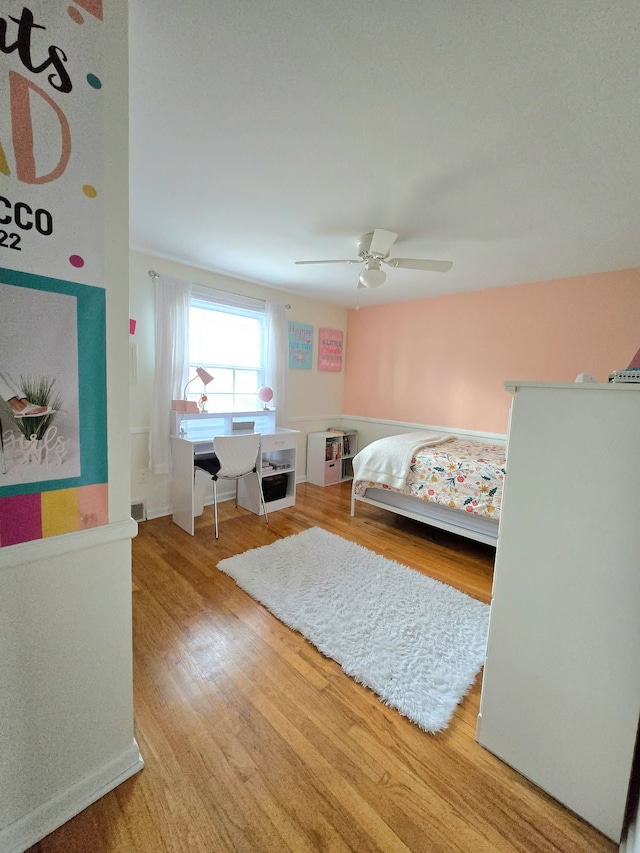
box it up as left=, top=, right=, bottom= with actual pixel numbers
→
left=265, top=301, right=288, bottom=427
left=148, top=275, right=191, bottom=474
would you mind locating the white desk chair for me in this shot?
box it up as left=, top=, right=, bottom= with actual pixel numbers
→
left=196, top=432, right=269, bottom=539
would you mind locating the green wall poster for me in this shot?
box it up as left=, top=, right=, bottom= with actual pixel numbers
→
left=288, top=321, right=313, bottom=369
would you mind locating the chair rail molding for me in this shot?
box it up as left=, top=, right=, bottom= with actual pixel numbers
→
left=0, top=518, right=138, bottom=572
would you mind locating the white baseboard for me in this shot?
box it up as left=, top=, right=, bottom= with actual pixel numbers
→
left=145, top=490, right=233, bottom=521
left=1, top=740, right=144, bottom=853
left=145, top=476, right=307, bottom=523
left=146, top=504, right=172, bottom=520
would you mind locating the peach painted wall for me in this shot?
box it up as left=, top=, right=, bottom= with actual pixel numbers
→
left=343, top=268, right=640, bottom=434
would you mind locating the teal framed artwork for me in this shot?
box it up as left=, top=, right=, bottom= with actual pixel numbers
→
left=288, top=321, right=313, bottom=369
left=0, top=268, right=108, bottom=545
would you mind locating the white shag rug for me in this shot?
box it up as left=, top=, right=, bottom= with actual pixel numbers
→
left=217, top=526, right=490, bottom=733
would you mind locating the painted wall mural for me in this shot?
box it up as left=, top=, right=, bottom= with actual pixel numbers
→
left=0, top=1, right=107, bottom=547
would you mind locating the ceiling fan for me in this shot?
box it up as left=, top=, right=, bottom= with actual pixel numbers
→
left=295, top=229, right=452, bottom=289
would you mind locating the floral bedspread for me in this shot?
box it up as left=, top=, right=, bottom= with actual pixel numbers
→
left=353, top=438, right=506, bottom=520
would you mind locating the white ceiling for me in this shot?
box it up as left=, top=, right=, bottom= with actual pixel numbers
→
left=129, top=1, right=640, bottom=308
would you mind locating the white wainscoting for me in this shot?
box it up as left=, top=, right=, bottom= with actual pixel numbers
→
left=1, top=524, right=140, bottom=851
left=1, top=742, right=143, bottom=853
left=130, top=417, right=506, bottom=522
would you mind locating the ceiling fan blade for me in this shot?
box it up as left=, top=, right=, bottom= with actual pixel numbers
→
left=294, top=259, right=359, bottom=265
left=385, top=258, right=453, bottom=273
left=368, top=229, right=398, bottom=257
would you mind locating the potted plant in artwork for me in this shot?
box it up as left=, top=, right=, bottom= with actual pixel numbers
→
left=14, top=376, right=62, bottom=441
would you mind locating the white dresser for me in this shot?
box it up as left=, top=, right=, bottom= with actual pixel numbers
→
left=476, top=381, right=640, bottom=843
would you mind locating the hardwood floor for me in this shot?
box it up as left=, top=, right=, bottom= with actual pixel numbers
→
left=29, top=482, right=616, bottom=852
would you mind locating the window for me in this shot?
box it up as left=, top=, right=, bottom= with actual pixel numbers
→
left=187, top=289, right=266, bottom=412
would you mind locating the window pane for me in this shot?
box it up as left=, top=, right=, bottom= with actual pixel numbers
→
left=235, top=394, right=257, bottom=411
left=190, top=308, right=261, bottom=368
left=188, top=299, right=265, bottom=412
left=213, top=368, right=233, bottom=393
left=212, top=393, right=235, bottom=411
left=235, top=370, right=258, bottom=392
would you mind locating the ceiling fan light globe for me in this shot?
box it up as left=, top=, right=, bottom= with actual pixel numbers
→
left=359, top=268, right=386, bottom=288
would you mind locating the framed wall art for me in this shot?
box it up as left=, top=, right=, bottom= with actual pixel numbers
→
left=318, top=328, right=343, bottom=371
left=288, top=321, right=313, bottom=369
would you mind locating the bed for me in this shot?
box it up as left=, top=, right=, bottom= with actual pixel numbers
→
left=350, top=431, right=506, bottom=546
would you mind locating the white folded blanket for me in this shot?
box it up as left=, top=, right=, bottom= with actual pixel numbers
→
left=352, top=432, right=452, bottom=490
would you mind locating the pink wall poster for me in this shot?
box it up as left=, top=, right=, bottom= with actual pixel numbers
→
left=318, top=328, right=343, bottom=372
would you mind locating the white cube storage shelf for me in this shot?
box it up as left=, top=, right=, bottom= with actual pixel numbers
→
left=306, top=430, right=358, bottom=487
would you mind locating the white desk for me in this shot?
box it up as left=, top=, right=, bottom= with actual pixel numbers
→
left=170, top=410, right=299, bottom=535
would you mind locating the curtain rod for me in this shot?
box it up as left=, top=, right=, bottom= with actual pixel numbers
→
left=147, top=269, right=290, bottom=309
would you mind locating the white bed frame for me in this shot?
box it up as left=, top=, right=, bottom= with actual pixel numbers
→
left=350, top=484, right=499, bottom=546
